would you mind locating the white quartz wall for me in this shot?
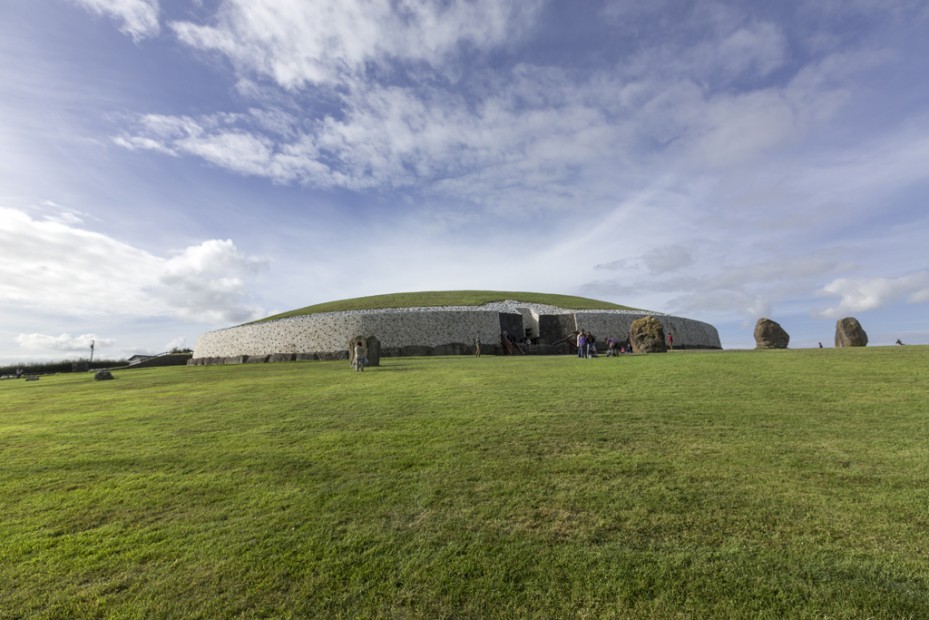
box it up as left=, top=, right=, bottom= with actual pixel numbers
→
left=575, top=312, right=720, bottom=347
left=193, top=306, right=721, bottom=358
left=359, top=310, right=502, bottom=347
left=194, top=309, right=503, bottom=358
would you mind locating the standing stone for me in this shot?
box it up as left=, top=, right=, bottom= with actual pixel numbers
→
left=364, top=335, right=381, bottom=367
left=349, top=336, right=363, bottom=368
left=835, top=317, right=868, bottom=347
left=629, top=316, right=668, bottom=353
left=754, top=318, right=790, bottom=349
left=349, top=335, right=381, bottom=368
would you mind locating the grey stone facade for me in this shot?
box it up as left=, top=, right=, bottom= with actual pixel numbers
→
left=191, top=301, right=721, bottom=363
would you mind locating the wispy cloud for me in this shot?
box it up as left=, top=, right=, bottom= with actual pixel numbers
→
left=16, top=332, right=114, bottom=352
left=818, top=272, right=929, bottom=317
left=70, top=0, right=161, bottom=41
left=0, top=207, right=267, bottom=323
left=110, top=1, right=896, bottom=220
left=170, top=0, right=541, bottom=89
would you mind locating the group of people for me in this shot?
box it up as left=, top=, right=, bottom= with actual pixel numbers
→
left=575, top=331, right=634, bottom=358
left=576, top=331, right=674, bottom=357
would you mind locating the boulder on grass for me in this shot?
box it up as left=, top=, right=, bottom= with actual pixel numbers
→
left=835, top=317, right=868, bottom=347
left=754, top=318, right=790, bottom=349
left=629, top=316, right=667, bottom=353
left=364, top=336, right=381, bottom=367
left=349, top=335, right=381, bottom=368
left=94, top=370, right=114, bottom=381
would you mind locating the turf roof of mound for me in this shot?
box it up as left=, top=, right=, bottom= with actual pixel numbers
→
left=255, top=290, right=643, bottom=323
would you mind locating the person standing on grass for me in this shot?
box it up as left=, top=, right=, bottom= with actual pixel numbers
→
left=352, top=340, right=366, bottom=372
left=577, top=330, right=587, bottom=359
left=667, top=332, right=673, bottom=350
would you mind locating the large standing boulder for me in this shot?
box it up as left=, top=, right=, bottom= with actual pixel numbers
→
left=835, top=317, right=868, bottom=347
left=629, top=316, right=668, bottom=353
left=754, top=318, right=790, bottom=349
left=349, top=335, right=381, bottom=368
left=364, top=335, right=381, bottom=367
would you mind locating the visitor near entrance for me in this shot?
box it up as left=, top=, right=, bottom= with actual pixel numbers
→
left=352, top=341, right=366, bottom=372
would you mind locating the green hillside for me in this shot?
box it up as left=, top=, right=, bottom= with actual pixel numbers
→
left=255, top=290, right=642, bottom=323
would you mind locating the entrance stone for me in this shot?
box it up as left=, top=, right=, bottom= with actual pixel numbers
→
left=630, top=316, right=667, bottom=353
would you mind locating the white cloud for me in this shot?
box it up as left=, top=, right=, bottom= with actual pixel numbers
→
left=71, top=0, right=161, bottom=41
left=111, top=28, right=876, bottom=207
left=37, top=201, right=91, bottom=226
left=818, top=272, right=929, bottom=317
left=164, top=336, right=189, bottom=351
left=16, top=332, right=114, bottom=352
left=170, top=0, right=541, bottom=89
left=103, top=0, right=916, bottom=225
left=0, top=206, right=162, bottom=314
left=157, top=239, right=269, bottom=323
left=0, top=207, right=266, bottom=324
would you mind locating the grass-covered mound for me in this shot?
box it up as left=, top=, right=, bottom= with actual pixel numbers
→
left=3, top=347, right=928, bottom=617
left=255, top=290, right=641, bottom=323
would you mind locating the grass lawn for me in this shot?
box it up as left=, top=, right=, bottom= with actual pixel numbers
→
left=1, top=347, right=928, bottom=618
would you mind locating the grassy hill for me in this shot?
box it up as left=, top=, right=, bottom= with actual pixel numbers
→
left=254, top=290, right=642, bottom=323
left=2, top=347, right=928, bottom=617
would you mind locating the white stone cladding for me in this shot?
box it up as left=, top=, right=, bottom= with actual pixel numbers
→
left=193, top=301, right=721, bottom=358
left=574, top=312, right=720, bottom=347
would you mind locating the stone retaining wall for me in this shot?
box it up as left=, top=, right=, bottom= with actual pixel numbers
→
left=192, top=303, right=720, bottom=363
left=574, top=312, right=720, bottom=350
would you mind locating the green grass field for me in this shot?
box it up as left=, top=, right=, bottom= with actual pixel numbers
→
left=2, top=347, right=928, bottom=618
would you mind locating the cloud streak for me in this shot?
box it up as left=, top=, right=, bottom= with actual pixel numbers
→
left=16, top=332, right=114, bottom=352
left=0, top=207, right=267, bottom=324
left=109, top=1, right=903, bottom=228
left=71, top=0, right=161, bottom=41
left=170, top=0, right=541, bottom=89
left=818, top=272, right=929, bottom=317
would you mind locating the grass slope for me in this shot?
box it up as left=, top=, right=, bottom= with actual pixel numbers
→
left=2, top=347, right=929, bottom=618
left=254, top=290, right=640, bottom=323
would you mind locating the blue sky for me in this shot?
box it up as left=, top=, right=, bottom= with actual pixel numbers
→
left=2, top=0, right=928, bottom=363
